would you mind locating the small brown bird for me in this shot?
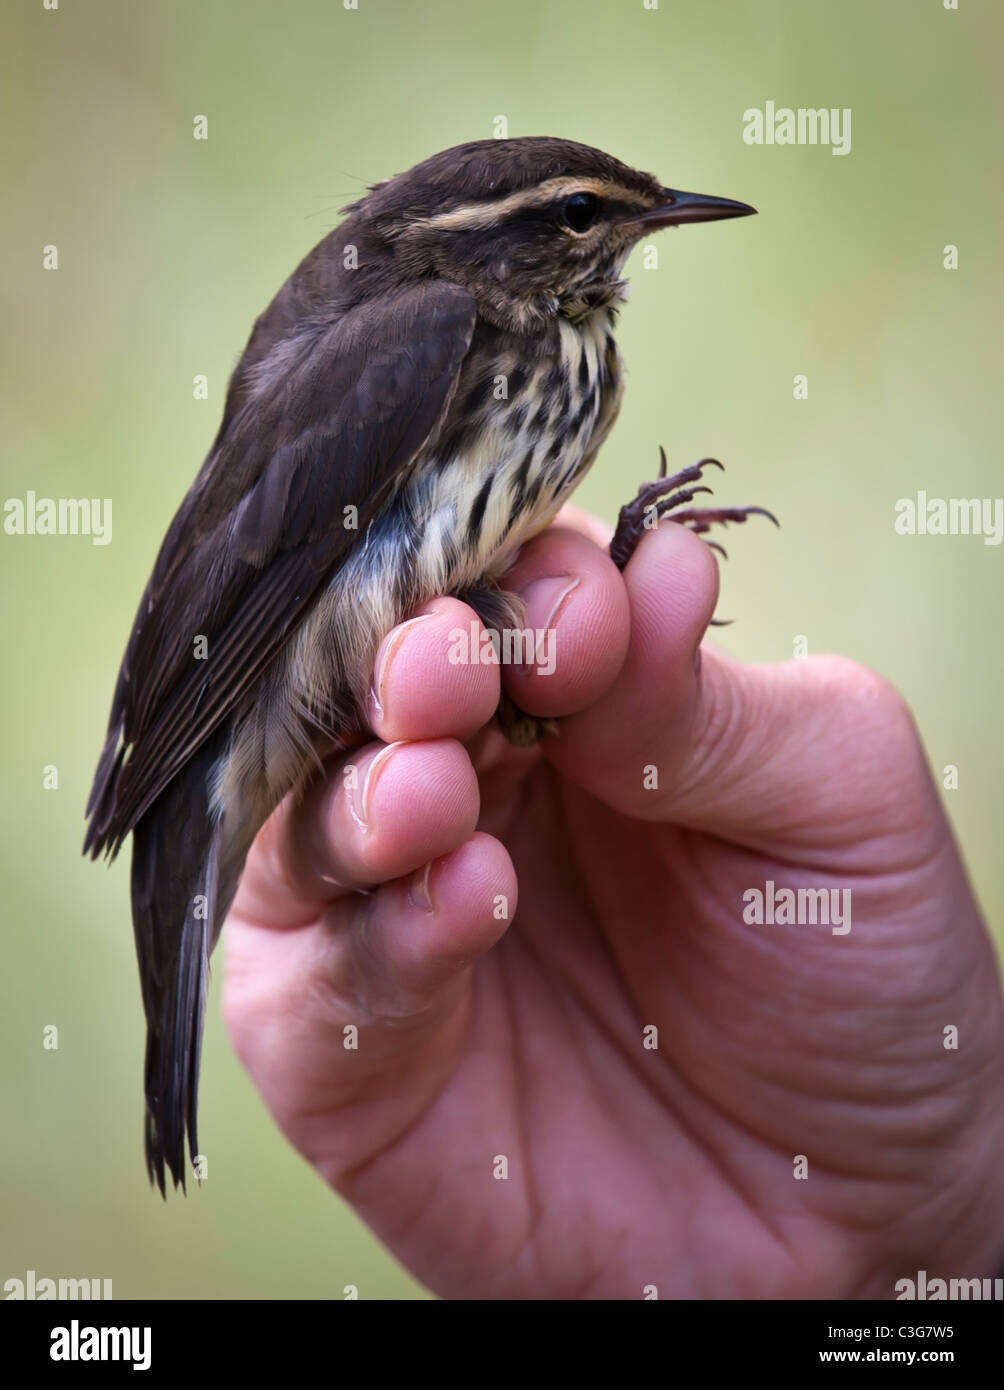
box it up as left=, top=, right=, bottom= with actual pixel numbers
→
left=84, top=136, right=768, bottom=1193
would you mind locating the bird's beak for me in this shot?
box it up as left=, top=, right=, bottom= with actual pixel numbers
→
left=634, top=187, right=757, bottom=230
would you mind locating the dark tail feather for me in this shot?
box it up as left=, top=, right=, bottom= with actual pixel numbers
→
left=130, top=732, right=232, bottom=1196
left=141, top=913, right=210, bottom=1195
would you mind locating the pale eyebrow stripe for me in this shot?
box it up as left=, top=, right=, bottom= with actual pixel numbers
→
left=412, top=176, right=652, bottom=232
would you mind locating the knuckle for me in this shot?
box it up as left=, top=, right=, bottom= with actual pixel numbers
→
left=802, top=655, right=926, bottom=791
left=805, top=654, right=913, bottom=730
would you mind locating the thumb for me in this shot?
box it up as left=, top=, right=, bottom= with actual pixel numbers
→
left=544, top=523, right=935, bottom=859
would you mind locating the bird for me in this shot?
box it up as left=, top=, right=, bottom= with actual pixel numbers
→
left=84, top=135, right=768, bottom=1194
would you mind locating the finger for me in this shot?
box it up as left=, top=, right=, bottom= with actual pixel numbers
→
left=544, top=522, right=929, bottom=851
left=232, top=738, right=480, bottom=927
left=498, top=524, right=630, bottom=718
left=368, top=596, right=501, bottom=743
left=540, top=520, right=715, bottom=815
left=341, top=831, right=516, bottom=1020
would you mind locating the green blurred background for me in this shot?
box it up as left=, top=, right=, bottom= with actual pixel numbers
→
left=2, top=0, right=1001, bottom=1299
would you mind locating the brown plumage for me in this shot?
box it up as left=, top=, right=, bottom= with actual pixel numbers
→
left=84, top=137, right=757, bottom=1192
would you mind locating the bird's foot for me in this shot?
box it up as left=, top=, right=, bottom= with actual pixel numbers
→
left=609, top=447, right=778, bottom=572
left=495, top=692, right=558, bottom=748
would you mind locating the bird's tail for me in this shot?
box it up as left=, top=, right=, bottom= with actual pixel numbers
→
left=129, top=731, right=236, bottom=1195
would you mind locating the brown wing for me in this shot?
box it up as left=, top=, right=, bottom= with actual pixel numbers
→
left=85, top=280, right=477, bottom=858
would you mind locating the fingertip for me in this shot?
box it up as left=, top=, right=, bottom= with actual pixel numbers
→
left=373, top=832, right=517, bottom=994
left=325, top=738, right=481, bottom=886
left=623, top=520, right=721, bottom=662
left=234, top=739, right=483, bottom=923
left=499, top=525, right=631, bottom=718
left=369, top=597, right=501, bottom=742
left=538, top=521, right=722, bottom=816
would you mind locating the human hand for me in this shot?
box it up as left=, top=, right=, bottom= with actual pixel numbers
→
left=223, top=511, right=1004, bottom=1299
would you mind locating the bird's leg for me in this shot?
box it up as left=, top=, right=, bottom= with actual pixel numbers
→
left=457, top=583, right=557, bottom=748
left=609, top=447, right=778, bottom=571
left=495, top=693, right=558, bottom=748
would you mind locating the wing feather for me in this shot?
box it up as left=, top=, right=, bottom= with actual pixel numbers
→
left=85, top=281, right=477, bottom=857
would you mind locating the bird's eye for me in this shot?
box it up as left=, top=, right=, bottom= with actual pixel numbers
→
left=560, top=192, right=600, bottom=233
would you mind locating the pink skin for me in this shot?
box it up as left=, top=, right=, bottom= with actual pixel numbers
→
left=223, top=512, right=1004, bottom=1300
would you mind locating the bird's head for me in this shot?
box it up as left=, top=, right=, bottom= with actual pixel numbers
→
left=346, top=136, right=755, bottom=329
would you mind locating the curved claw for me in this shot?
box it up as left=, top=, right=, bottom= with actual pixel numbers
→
left=745, top=506, right=780, bottom=528
left=708, top=617, right=734, bottom=627
left=612, top=454, right=773, bottom=575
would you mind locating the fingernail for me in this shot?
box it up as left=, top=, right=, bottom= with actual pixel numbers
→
left=347, top=741, right=404, bottom=831
left=369, top=612, right=434, bottom=718
left=408, top=860, right=435, bottom=913
left=519, top=575, right=580, bottom=634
